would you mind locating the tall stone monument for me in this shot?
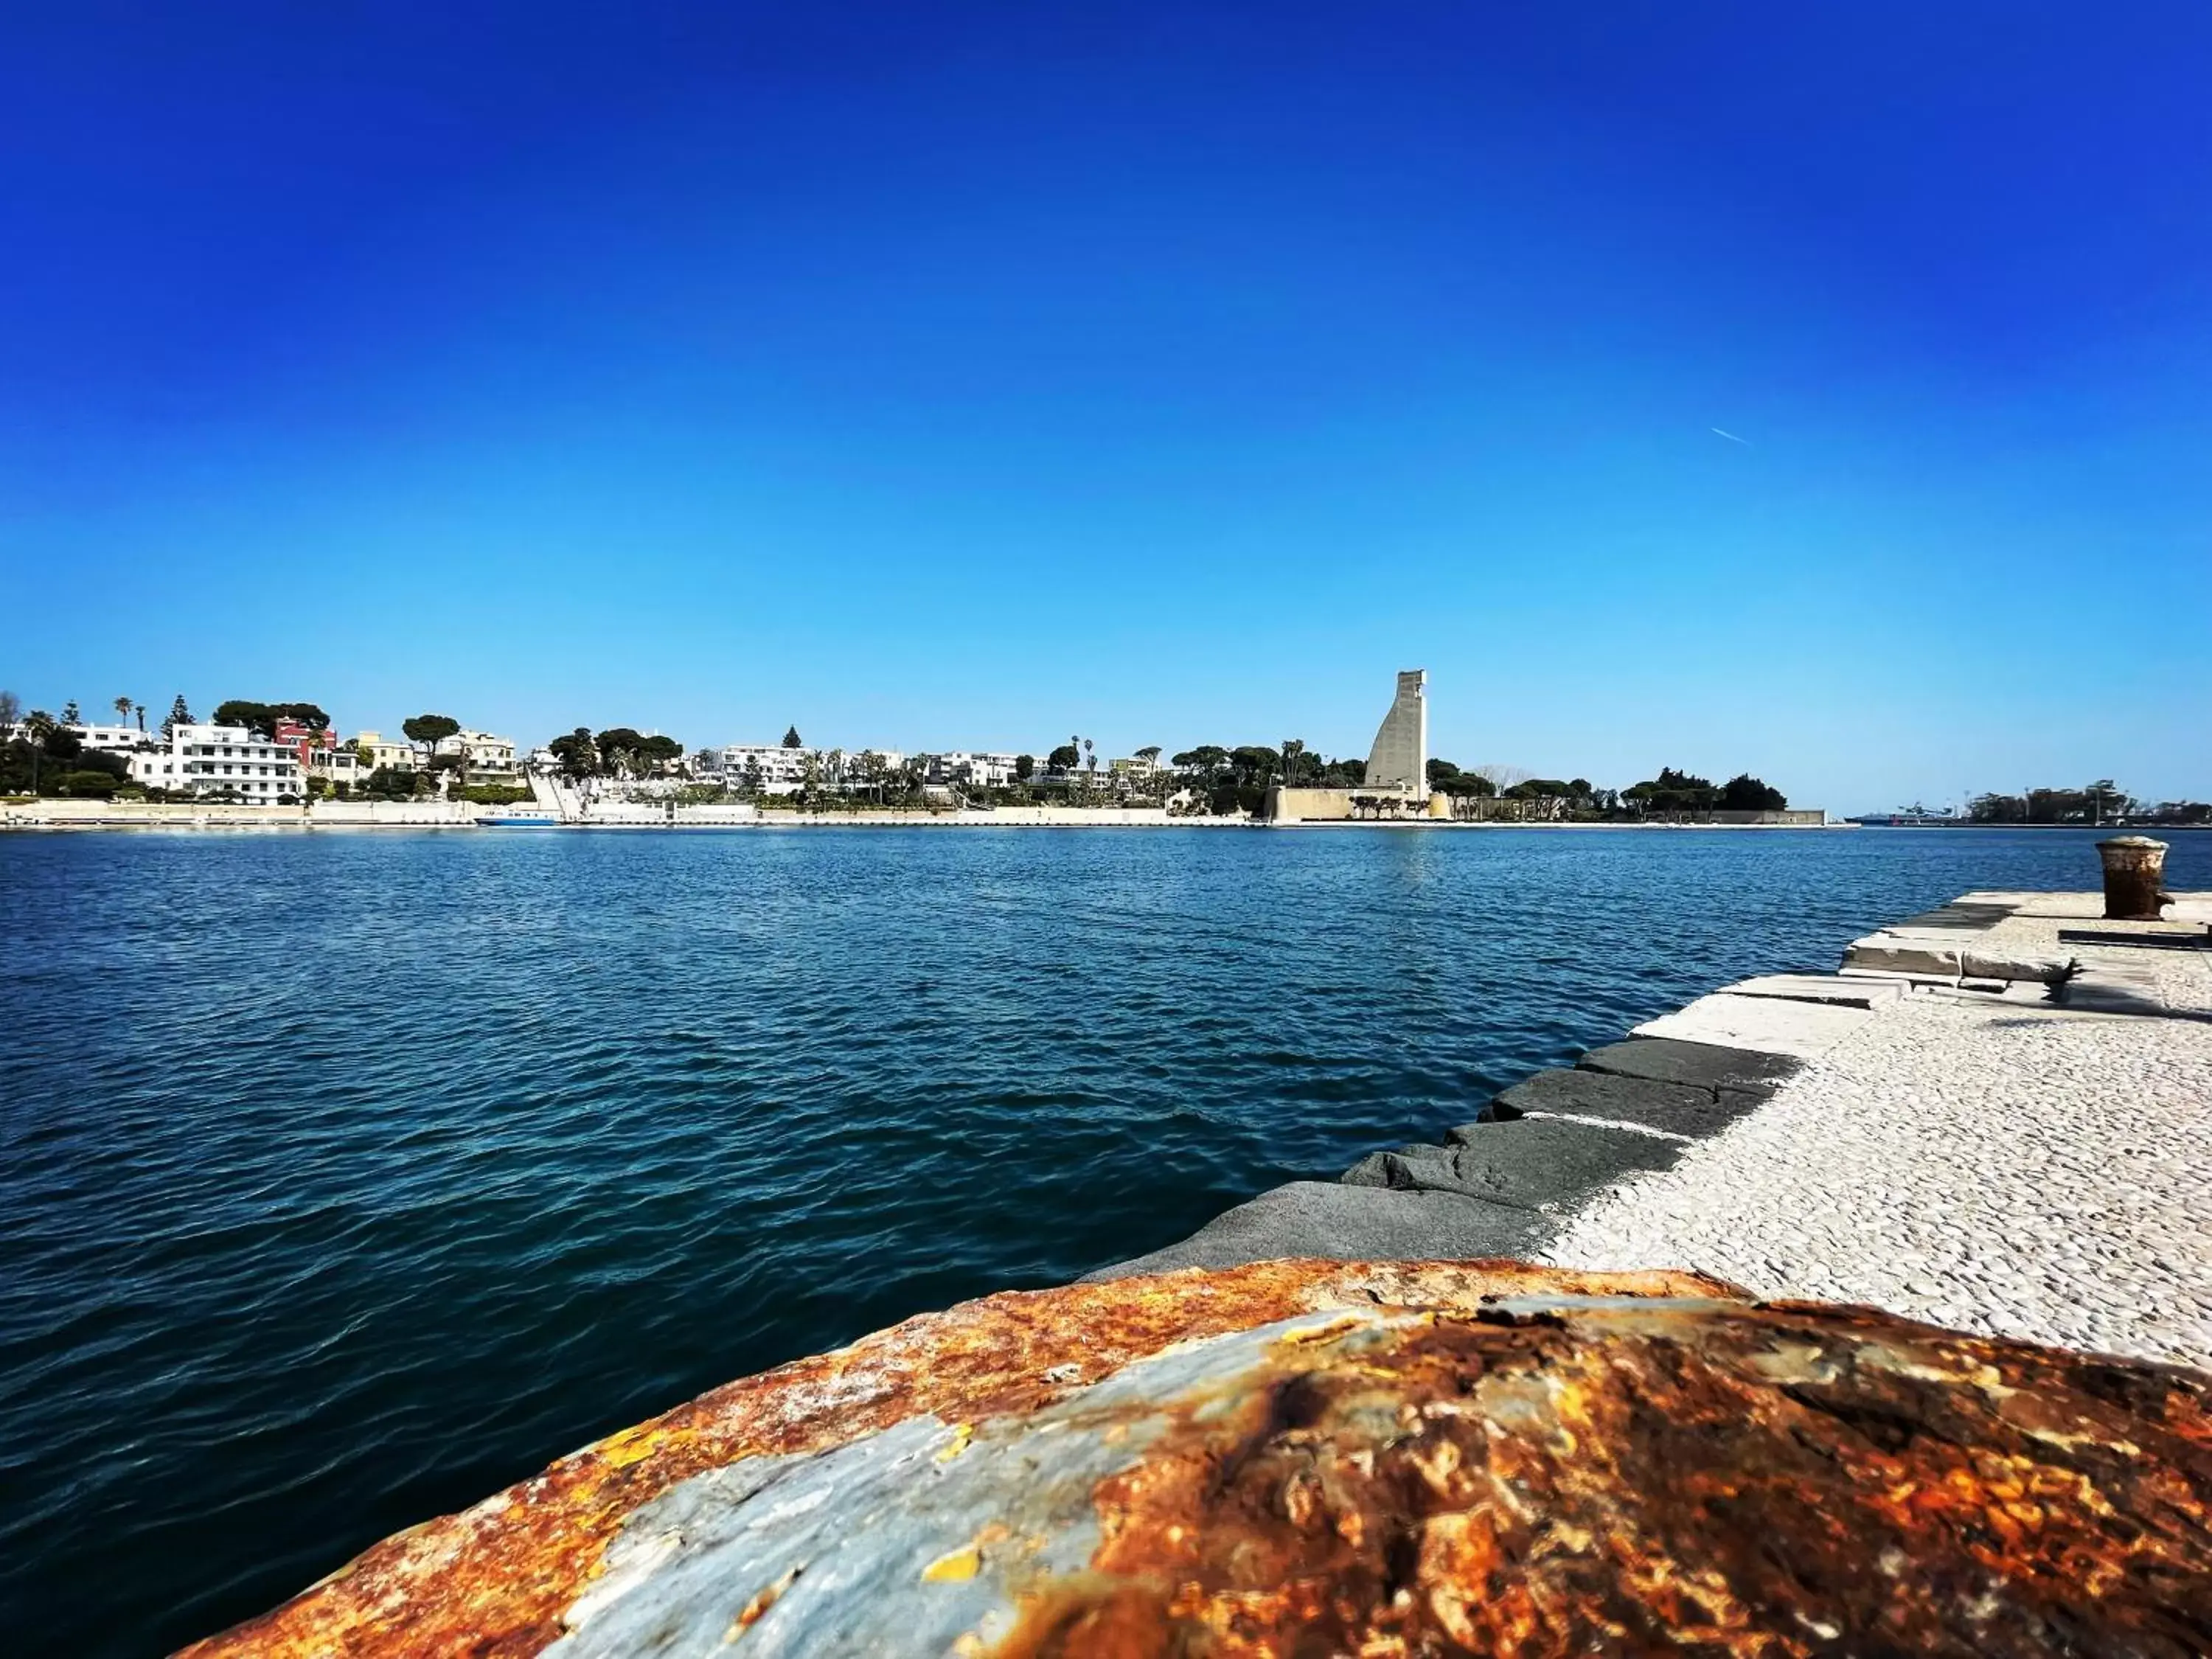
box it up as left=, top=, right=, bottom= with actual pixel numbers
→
left=1362, top=669, right=1427, bottom=797
left=1265, top=669, right=1437, bottom=821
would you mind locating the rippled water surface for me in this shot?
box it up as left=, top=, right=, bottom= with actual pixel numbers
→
left=3, top=824, right=2203, bottom=1653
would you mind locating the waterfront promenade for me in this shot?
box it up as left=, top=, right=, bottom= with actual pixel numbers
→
left=1102, top=888, right=2212, bottom=1370
left=1544, top=891, right=2212, bottom=1367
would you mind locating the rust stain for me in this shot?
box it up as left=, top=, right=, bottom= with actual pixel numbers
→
left=995, top=1298, right=2212, bottom=1657
left=178, top=1260, right=1722, bottom=1656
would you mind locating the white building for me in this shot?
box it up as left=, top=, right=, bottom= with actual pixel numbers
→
left=719, top=744, right=811, bottom=794
left=66, top=722, right=150, bottom=755
left=929, top=751, right=1020, bottom=789
left=130, top=723, right=306, bottom=801
left=311, top=748, right=367, bottom=787
left=711, top=743, right=913, bottom=796
left=434, top=729, right=520, bottom=782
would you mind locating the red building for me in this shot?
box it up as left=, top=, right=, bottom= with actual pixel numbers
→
left=271, top=718, right=333, bottom=770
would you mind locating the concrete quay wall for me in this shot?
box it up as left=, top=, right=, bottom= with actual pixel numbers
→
left=2, top=798, right=480, bottom=828
left=1093, top=887, right=2212, bottom=1372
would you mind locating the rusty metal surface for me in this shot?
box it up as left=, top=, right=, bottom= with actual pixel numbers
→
left=178, top=1259, right=2212, bottom=1657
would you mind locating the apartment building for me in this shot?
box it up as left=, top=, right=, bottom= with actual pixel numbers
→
left=714, top=743, right=910, bottom=794
left=929, top=751, right=1020, bottom=789
left=434, top=729, right=520, bottom=783
left=718, top=744, right=810, bottom=793
left=352, top=731, right=416, bottom=771
left=65, top=723, right=150, bottom=756
left=130, top=723, right=306, bottom=801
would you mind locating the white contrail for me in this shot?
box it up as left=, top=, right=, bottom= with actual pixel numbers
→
left=1711, top=427, right=1750, bottom=445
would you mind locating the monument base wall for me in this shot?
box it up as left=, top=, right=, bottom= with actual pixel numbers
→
left=1266, top=787, right=1449, bottom=823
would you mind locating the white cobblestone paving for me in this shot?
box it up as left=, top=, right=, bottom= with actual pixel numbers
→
left=1543, top=896, right=2212, bottom=1370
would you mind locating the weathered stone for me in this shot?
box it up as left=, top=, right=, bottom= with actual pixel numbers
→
left=1421, top=1117, right=1684, bottom=1205
left=1342, top=1118, right=1683, bottom=1208
left=180, top=1266, right=2212, bottom=1659
left=1719, top=973, right=1905, bottom=1008
left=1086, top=1180, right=1545, bottom=1280
left=1843, top=932, right=1965, bottom=975
left=1959, top=949, right=2074, bottom=984
left=1576, top=1034, right=1800, bottom=1097
left=1634, top=991, right=1872, bottom=1059
left=1486, top=1065, right=1764, bottom=1137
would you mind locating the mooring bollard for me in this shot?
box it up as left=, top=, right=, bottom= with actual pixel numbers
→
left=2096, top=835, right=2168, bottom=921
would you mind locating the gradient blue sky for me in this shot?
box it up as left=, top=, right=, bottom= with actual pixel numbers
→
left=4, top=3, right=2208, bottom=810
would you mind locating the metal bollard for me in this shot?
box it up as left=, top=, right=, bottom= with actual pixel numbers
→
left=2096, top=835, right=2168, bottom=922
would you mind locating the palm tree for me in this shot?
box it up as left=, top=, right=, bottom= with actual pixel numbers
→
left=114, top=695, right=133, bottom=726
left=24, top=709, right=55, bottom=793
left=132, top=701, right=147, bottom=734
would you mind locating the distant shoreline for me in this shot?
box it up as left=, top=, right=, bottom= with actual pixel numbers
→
left=3, top=801, right=1861, bottom=833
left=13, top=799, right=2199, bottom=834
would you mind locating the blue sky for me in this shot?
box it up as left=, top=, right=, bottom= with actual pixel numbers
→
left=3, top=3, right=2208, bottom=811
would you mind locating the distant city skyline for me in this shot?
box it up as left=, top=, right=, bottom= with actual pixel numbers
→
left=4, top=4, right=2208, bottom=813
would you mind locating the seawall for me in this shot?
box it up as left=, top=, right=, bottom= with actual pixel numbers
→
left=1091, top=887, right=2212, bottom=1367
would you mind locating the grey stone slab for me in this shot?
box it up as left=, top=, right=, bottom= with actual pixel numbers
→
left=1343, top=1117, right=1683, bottom=1211
left=1719, top=974, right=1904, bottom=1009
left=1633, top=993, right=1871, bottom=1060
left=1844, top=934, right=1964, bottom=976
left=1958, top=950, right=2075, bottom=984
left=1082, top=1181, right=1547, bottom=1281
left=1484, top=1067, right=1764, bottom=1138
left=1576, top=1037, right=1801, bottom=1099
left=1887, top=902, right=2013, bottom=933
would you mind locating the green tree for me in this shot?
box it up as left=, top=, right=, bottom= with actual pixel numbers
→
left=270, top=702, right=331, bottom=733
left=114, top=695, right=133, bottom=726
left=213, top=700, right=276, bottom=736
left=133, top=700, right=147, bottom=733
left=549, top=728, right=598, bottom=779
left=162, top=695, right=192, bottom=739
left=364, top=765, right=424, bottom=799
left=1047, top=742, right=1079, bottom=771
left=1228, top=745, right=1280, bottom=785
left=1630, top=768, right=1719, bottom=815
left=1720, top=773, right=1787, bottom=812
left=1014, top=754, right=1035, bottom=782
left=594, top=727, right=650, bottom=777
left=402, top=714, right=461, bottom=782
left=61, top=700, right=80, bottom=725
left=782, top=726, right=802, bottom=748
left=0, top=690, right=18, bottom=732
left=23, top=709, right=56, bottom=793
